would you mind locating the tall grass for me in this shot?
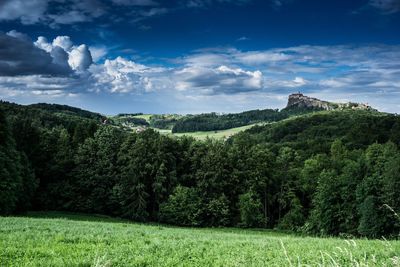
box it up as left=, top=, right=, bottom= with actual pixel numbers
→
left=0, top=212, right=399, bottom=266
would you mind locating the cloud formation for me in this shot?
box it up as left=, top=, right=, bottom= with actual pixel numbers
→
left=1, top=30, right=400, bottom=113
left=368, top=0, right=400, bottom=14
left=0, top=0, right=257, bottom=27
left=174, top=65, right=263, bottom=94
left=0, top=32, right=72, bottom=76
left=34, top=35, right=93, bottom=72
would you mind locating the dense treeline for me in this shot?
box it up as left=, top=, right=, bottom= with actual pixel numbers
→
left=28, top=103, right=105, bottom=121
left=149, top=114, right=181, bottom=129
left=1, top=102, right=400, bottom=238
left=171, top=107, right=318, bottom=133
left=110, top=116, right=149, bottom=127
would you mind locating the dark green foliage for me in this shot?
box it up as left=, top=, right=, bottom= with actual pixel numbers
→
left=149, top=114, right=181, bottom=129
left=172, top=109, right=287, bottom=133
left=159, top=186, right=203, bottom=226
left=358, top=196, right=383, bottom=237
left=1, top=100, right=400, bottom=238
left=110, top=116, right=149, bottom=127
left=72, top=126, right=126, bottom=214
left=0, top=109, right=36, bottom=214
left=238, top=191, right=264, bottom=228
left=28, top=103, right=104, bottom=121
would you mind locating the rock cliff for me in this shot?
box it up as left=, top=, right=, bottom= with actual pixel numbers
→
left=285, top=93, right=376, bottom=111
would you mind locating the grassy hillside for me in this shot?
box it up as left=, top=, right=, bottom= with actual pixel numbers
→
left=1, top=212, right=399, bottom=266
left=157, top=123, right=263, bottom=140
left=133, top=114, right=152, bottom=122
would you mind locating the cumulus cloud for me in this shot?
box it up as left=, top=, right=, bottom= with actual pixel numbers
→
left=68, top=45, right=93, bottom=71
left=52, top=36, right=74, bottom=51
left=89, top=46, right=108, bottom=62
left=34, top=35, right=93, bottom=71
left=1, top=31, right=400, bottom=113
left=34, top=36, right=53, bottom=53
left=90, top=56, right=166, bottom=93
left=0, top=32, right=72, bottom=76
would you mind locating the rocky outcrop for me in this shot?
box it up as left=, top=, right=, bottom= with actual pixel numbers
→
left=285, top=93, right=376, bottom=111
left=286, top=93, right=335, bottom=110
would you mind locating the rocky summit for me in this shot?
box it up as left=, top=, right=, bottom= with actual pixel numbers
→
left=286, top=93, right=376, bottom=111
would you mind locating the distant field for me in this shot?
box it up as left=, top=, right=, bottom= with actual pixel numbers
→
left=133, top=114, right=153, bottom=122
left=157, top=123, right=262, bottom=140
left=0, top=212, right=399, bottom=266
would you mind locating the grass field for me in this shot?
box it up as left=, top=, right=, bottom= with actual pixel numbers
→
left=132, top=114, right=153, bottom=122
left=0, top=212, right=399, bottom=266
left=156, top=123, right=262, bottom=140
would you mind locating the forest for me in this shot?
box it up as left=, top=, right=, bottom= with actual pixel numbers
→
left=1, top=100, right=400, bottom=238
left=171, top=106, right=318, bottom=133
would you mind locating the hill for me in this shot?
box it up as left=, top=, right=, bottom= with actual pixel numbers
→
left=28, top=103, right=105, bottom=121
left=171, top=93, right=379, bottom=133
left=1, top=97, right=400, bottom=238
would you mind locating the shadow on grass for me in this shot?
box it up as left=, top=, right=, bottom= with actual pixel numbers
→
left=23, top=211, right=132, bottom=224
left=19, top=211, right=297, bottom=238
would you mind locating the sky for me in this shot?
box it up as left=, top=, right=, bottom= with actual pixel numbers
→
left=0, top=0, right=400, bottom=114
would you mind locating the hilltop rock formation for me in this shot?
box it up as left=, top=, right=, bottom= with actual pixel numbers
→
left=287, top=93, right=334, bottom=110
left=285, top=93, right=376, bottom=111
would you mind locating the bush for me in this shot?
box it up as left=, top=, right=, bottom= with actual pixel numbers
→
left=204, top=195, right=231, bottom=226
left=238, top=191, right=264, bottom=228
left=159, top=186, right=203, bottom=226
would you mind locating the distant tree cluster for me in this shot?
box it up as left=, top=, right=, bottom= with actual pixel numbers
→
left=171, top=108, right=317, bottom=133
left=1, top=101, right=400, bottom=238
left=111, top=117, right=149, bottom=127
left=149, top=114, right=181, bottom=129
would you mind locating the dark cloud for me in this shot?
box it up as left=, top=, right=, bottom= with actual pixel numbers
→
left=369, top=0, right=400, bottom=14
left=174, top=65, right=263, bottom=94
left=0, top=0, right=256, bottom=27
left=111, top=0, right=158, bottom=6
left=0, top=0, right=48, bottom=24
left=0, top=32, right=72, bottom=76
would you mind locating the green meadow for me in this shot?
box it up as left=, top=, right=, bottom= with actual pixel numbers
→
left=0, top=212, right=399, bottom=266
left=156, top=123, right=262, bottom=140
left=132, top=114, right=153, bottom=122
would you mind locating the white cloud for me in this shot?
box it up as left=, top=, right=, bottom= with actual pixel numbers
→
left=236, top=51, right=291, bottom=65
left=89, top=46, right=108, bottom=62
left=35, top=35, right=93, bottom=71
left=68, top=44, right=93, bottom=71
left=90, top=56, right=166, bottom=93
left=268, top=76, right=308, bottom=88
left=2, top=32, right=400, bottom=113
left=52, top=36, right=74, bottom=51
left=34, top=36, right=53, bottom=53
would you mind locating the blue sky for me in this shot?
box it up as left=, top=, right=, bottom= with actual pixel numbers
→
left=0, top=0, right=400, bottom=114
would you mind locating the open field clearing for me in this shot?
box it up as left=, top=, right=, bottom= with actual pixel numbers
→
left=132, top=114, right=153, bottom=122
left=0, top=212, right=399, bottom=266
left=156, top=123, right=262, bottom=140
